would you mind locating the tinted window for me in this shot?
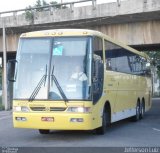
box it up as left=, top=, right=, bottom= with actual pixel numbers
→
left=105, top=41, right=132, bottom=73
left=105, top=40, right=149, bottom=75
left=93, top=37, right=103, bottom=60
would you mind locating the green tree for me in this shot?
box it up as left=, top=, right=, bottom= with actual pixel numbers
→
left=50, top=1, right=61, bottom=9
left=25, top=0, right=67, bottom=22
left=146, top=51, right=160, bottom=78
left=25, top=5, right=34, bottom=23
left=0, top=67, right=2, bottom=90
left=35, top=0, right=44, bottom=11
left=43, top=0, right=49, bottom=6
left=0, top=66, right=3, bottom=110
left=49, top=1, right=67, bottom=9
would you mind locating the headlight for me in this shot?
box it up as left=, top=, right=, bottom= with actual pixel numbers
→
left=13, top=106, right=21, bottom=112
left=67, top=107, right=90, bottom=113
left=13, top=106, right=30, bottom=112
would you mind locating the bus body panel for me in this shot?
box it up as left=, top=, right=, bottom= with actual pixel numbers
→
left=13, top=112, right=94, bottom=130
left=103, top=70, right=152, bottom=123
left=13, top=100, right=103, bottom=130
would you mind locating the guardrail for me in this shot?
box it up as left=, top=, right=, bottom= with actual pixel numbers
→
left=0, top=0, right=97, bottom=17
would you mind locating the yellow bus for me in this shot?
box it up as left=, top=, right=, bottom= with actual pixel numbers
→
left=10, top=29, right=152, bottom=135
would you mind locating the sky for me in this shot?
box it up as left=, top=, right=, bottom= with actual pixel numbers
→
left=0, top=0, right=123, bottom=12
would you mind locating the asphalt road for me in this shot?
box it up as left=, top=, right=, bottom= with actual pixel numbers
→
left=0, top=99, right=160, bottom=147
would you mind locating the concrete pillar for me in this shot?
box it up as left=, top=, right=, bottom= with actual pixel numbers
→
left=70, top=3, right=74, bottom=12
left=2, top=21, right=9, bottom=110
left=92, top=0, right=96, bottom=10
left=49, top=6, right=54, bottom=15
left=117, top=0, right=121, bottom=6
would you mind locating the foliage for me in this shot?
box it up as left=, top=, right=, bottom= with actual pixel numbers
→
left=0, top=104, right=4, bottom=111
left=145, top=51, right=160, bottom=65
left=50, top=1, right=67, bottom=9
left=35, top=0, right=44, bottom=12
left=0, top=66, right=3, bottom=110
left=0, top=96, right=4, bottom=111
left=25, top=0, right=67, bottom=22
left=0, top=67, right=2, bottom=90
left=25, top=5, right=34, bottom=22
left=157, top=66, right=160, bottom=78
left=145, top=51, right=160, bottom=78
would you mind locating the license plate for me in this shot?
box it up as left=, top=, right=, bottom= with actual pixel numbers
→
left=41, top=117, right=54, bottom=122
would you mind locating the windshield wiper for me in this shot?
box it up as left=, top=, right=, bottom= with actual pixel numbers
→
left=28, top=65, right=48, bottom=102
left=51, top=65, right=68, bottom=102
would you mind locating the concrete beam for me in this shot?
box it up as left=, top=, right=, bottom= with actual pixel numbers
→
left=0, top=0, right=160, bottom=29
left=91, top=20, right=160, bottom=46
left=1, top=20, right=160, bottom=52
left=0, top=34, right=20, bottom=52
left=0, top=0, right=160, bottom=52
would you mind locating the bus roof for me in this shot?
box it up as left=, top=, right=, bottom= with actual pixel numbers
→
left=20, top=29, right=150, bottom=60
left=20, top=29, right=103, bottom=38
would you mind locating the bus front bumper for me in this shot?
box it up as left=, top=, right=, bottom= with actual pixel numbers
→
left=13, top=112, right=94, bottom=130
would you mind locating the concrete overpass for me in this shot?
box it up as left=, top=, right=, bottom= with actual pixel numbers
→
left=0, top=0, right=160, bottom=53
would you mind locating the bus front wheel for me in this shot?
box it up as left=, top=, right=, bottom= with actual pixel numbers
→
left=39, top=129, right=50, bottom=134
left=95, top=110, right=108, bottom=135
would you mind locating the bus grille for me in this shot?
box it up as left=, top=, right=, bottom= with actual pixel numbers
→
left=30, top=107, right=66, bottom=112
left=30, top=107, right=46, bottom=111
left=50, top=107, right=66, bottom=111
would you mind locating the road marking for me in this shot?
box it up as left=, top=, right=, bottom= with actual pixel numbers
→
left=153, top=128, right=160, bottom=132
left=0, top=116, right=11, bottom=120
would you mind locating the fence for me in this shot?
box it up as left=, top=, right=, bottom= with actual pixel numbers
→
left=0, top=0, right=97, bottom=17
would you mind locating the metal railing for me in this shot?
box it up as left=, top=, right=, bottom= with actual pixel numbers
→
left=0, top=0, right=97, bottom=17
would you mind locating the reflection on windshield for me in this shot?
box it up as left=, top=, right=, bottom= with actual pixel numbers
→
left=29, top=64, right=48, bottom=101
left=50, top=64, right=68, bottom=102
left=49, top=37, right=91, bottom=100
left=14, top=37, right=92, bottom=101
left=14, top=38, right=50, bottom=99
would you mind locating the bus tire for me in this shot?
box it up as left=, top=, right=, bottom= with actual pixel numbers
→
left=140, top=101, right=145, bottom=119
left=95, top=109, right=108, bottom=135
left=39, top=129, right=50, bottom=134
left=132, top=101, right=140, bottom=122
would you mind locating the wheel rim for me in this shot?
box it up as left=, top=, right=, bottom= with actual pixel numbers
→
left=103, top=112, right=106, bottom=127
left=102, top=111, right=107, bottom=132
left=136, top=104, right=140, bottom=119
left=141, top=104, right=144, bottom=117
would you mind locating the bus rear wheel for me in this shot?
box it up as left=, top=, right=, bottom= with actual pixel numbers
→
left=132, top=101, right=140, bottom=122
left=39, top=129, right=50, bottom=134
left=95, top=110, right=109, bottom=135
left=140, top=102, right=145, bottom=119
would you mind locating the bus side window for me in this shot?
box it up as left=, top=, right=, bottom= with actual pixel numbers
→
left=105, top=40, right=118, bottom=71
left=106, top=58, right=112, bottom=70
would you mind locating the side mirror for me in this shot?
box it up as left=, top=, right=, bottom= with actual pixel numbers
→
left=92, top=55, right=103, bottom=91
left=93, top=56, right=99, bottom=83
left=7, top=59, right=18, bottom=82
left=92, top=54, right=104, bottom=103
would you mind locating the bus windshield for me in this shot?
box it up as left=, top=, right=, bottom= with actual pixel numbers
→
left=13, top=37, right=92, bottom=101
